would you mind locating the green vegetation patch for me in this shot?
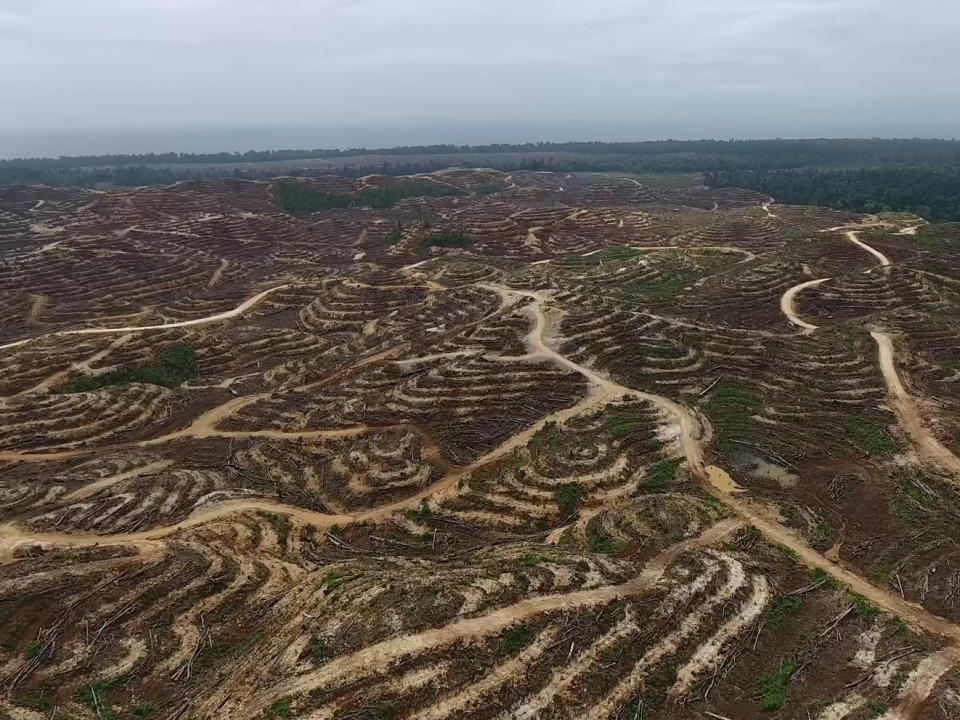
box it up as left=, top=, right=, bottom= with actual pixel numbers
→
left=554, top=483, right=584, bottom=518
left=500, top=625, right=531, bottom=654
left=418, top=228, right=472, bottom=252
left=586, top=515, right=625, bottom=555
left=705, top=385, right=762, bottom=423
left=52, top=344, right=198, bottom=393
left=842, top=418, right=897, bottom=456
left=643, top=457, right=684, bottom=492
left=76, top=677, right=127, bottom=719
left=627, top=252, right=728, bottom=302
left=604, top=408, right=650, bottom=439
left=758, top=659, right=798, bottom=711
left=848, top=592, right=880, bottom=622
left=320, top=569, right=353, bottom=590
left=269, top=698, right=292, bottom=718
left=766, top=595, right=803, bottom=629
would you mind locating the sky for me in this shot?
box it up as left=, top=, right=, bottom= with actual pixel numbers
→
left=1, top=0, right=958, bottom=157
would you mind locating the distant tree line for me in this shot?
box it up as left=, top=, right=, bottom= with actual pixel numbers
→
left=706, top=166, right=960, bottom=222
left=6, top=139, right=960, bottom=221
left=6, top=138, right=960, bottom=170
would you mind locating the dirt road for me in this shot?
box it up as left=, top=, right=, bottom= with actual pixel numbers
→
left=209, top=518, right=745, bottom=718
left=872, top=331, right=960, bottom=479
left=780, top=277, right=830, bottom=332
left=846, top=230, right=891, bottom=269
left=0, top=284, right=289, bottom=352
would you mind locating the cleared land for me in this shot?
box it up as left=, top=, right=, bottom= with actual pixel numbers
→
left=1, top=170, right=960, bottom=719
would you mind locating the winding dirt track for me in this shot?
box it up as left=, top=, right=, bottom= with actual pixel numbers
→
left=0, top=284, right=289, bottom=352
left=780, top=277, right=830, bottom=332
left=5, top=223, right=960, bottom=714
left=213, top=518, right=747, bottom=718
left=5, top=275, right=960, bottom=652
left=872, top=331, right=960, bottom=479
left=846, top=230, right=891, bottom=268
left=776, top=231, right=960, bottom=487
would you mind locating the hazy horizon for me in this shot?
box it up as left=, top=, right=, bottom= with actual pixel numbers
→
left=2, top=124, right=960, bottom=162
left=3, top=0, right=958, bottom=160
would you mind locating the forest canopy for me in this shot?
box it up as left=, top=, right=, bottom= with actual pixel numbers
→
left=5, top=138, right=960, bottom=220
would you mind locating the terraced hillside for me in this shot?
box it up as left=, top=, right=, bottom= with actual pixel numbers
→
left=2, top=171, right=960, bottom=720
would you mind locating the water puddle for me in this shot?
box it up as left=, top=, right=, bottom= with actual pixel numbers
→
left=704, top=465, right=745, bottom=494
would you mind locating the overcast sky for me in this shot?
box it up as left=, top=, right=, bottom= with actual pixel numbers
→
left=1, top=0, right=958, bottom=157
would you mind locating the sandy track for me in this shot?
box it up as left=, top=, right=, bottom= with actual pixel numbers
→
left=625, top=244, right=757, bottom=262
left=702, top=465, right=960, bottom=642
left=780, top=277, right=830, bottom=332
left=478, top=283, right=708, bottom=473
left=26, top=294, right=47, bottom=325
left=0, top=284, right=289, bottom=352
left=0, top=388, right=616, bottom=558
left=211, top=518, right=744, bottom=718
left=846, top=230, right=891, bottom=268
left=6, top=260, right=960, bottom=681
left=872, top=331, right=960, bottom=480
left=207, top=258, right=229, bottom=288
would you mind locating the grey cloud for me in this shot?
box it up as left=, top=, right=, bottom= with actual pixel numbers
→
left=0, top=0, right=958, bottom=155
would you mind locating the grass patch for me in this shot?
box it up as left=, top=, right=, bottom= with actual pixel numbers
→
left=321, top=569, right=352, bottom=591
left=515, top=553, right=543, bottom=568
left=705, top=385, right=762, bottom=421
left=554, top=483, right=583, bottom=518
left=843, top=418, right=897, bottom=456
left=758, top=659, right=797, bottom=711
left=309, top=635, right=332, bottom=664
left=766, top=595, right=803, bottom=629
left=76, top=677, right=126, bottom=719
left=848, top=592, right=880, bottom=622
left=604, top=408, right=650, bottom=439
left=52, top=344, right=198, bottom=393
left=500, top=625, right=530, bottom=654
left=643, top=457, right=683, bottom=492
left=586, top=515, right=625, bottom=554
left=419, top=228, right=472, bottom=252
left=269, top=698, right=292, bottom=718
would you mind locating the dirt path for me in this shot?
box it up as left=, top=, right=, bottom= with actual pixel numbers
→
left=780, top=277, right=830, bottom=333
left=701, top=465, right=960, bottom=642
left=26, top=294, right=47, bottom=325
left=626, top=244, right=757, bottom=262
left=15, top=332, right=135, bottom=397
left=0, top=388, right=616, bottom=560
left=479, top=283, right=708, bottom=472
left=847, top=230, right=891, bottom=269
left=207, top=258, right=229, bottom=288
left=871, top=331, right=960, bottom=480
left=211, top=518, right=744, bottom=718
left=0, top=284, right=289, bottom=353
left=7, top=270, right=960, bottom=662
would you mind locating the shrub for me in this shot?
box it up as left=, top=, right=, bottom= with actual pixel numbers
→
left=758, top=659, right=797, bottom=711
left=52, top=345, right=198, bottom=393
left=554, top=483, right=583, bottom=517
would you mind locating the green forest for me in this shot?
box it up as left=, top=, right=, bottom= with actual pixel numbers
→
left=706, top=166, right=960, bottom=222
left=5, top=138, right=960, bottom=221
